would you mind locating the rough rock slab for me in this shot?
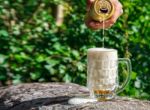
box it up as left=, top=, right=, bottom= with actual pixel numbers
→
left=0, top=83, right=150, bottom=110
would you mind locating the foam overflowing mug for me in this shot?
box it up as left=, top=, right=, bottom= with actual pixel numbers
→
left=87, top=48, right=131, bottom=100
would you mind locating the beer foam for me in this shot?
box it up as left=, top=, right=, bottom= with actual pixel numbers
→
left=88, top=48, right=116, bottom=52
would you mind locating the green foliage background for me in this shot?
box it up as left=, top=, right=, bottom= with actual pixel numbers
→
left=0, top=0, right=150, bottom=99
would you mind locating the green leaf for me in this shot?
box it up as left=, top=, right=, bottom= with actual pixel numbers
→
left=36, top=55, right=46, bottom=63
left=0, top=75, right=6, bottom=80
left=63, top=74, right=72, bottom=83
left=131, top=72, right=137, bottom=80
left=0, top=54, right=6, bottom=64
left=30, top=72, right=41, bottom=80
left=0, top=30, right=9, bottom=37
left=72, top=50, right=79, bottom=59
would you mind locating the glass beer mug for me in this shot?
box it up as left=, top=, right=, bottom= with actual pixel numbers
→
left=87, top=48, right=132, bottom=101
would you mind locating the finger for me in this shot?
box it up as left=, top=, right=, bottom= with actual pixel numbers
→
left=103, top=22, right=114, bottom=29
left=85, top=14, right=116, bottom=30
left=87, top=0, right=95, bottom=11
left=114, top=0, right=123, bottom=15
left=117, top=1, right=123, bottom=16
left=86, top=18, right=117, bottom=30
left=90, top=21, right=104, bottom=29
left=105, top=1, right=123, bottom=25
left=89, top=21, right=113, bottom=30
left=112, top=3, right=122, bottom=21
left=85, top=16, right=104, bottom=30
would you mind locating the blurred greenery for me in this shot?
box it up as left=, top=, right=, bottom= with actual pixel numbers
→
left=0, top=0, right=150, bottom=100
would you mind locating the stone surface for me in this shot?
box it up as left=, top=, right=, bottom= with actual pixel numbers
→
left=0, top=83, right=150, bottom=110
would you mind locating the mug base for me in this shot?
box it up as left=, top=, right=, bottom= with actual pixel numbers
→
left=94, top=89, right=115, bottom=101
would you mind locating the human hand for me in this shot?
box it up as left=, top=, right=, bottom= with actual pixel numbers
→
left=85, top=0, right=123, bottom=30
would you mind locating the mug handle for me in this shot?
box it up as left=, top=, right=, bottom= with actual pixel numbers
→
left=116, top=58, right=132, bottom=94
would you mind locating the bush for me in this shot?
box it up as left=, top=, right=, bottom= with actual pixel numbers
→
left=0, top=0, right=149, bottom=99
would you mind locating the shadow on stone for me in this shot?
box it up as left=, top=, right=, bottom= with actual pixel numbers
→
left=1, top=96, right=72, bottom=110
